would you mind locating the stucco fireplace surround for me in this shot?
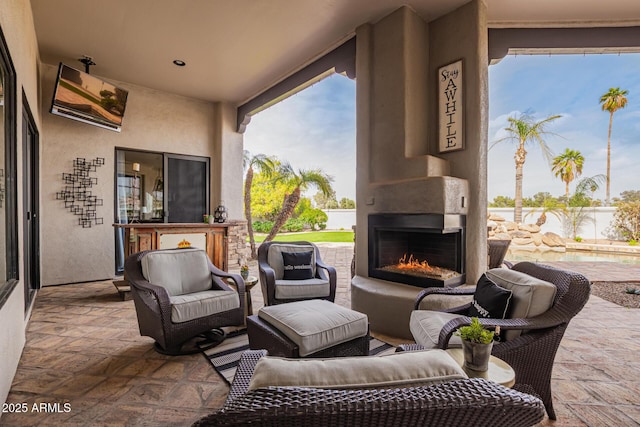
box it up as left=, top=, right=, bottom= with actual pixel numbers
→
left=352, top=177, right=469, bottom=339
left=350, top=3, right=486, bottom=340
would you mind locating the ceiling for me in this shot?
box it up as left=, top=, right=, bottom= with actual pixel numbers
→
left=30, top=0, right=640, bottom=105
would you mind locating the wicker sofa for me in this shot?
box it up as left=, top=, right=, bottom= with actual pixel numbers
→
left=193, top=349, right=546, bottom=427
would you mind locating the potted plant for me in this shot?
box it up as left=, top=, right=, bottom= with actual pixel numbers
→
left=455, top=317, right=495, bottom=372
left=240, top=264, right=250, bottom=280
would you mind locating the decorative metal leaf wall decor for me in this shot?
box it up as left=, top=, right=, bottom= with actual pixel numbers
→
left=56, top=157, right=105, bottom=228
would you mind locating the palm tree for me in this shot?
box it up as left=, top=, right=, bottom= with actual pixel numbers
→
left=599, top=87, right=629, bottom=206
left=492, top=112, right=561, bottom=223
left=264, top=165, right=334, bottom=242
left=243, top=151, right=276, bottom=258
left=561, top=175, right=605, bottom=239
left=552, top=148, right=584, bottom=199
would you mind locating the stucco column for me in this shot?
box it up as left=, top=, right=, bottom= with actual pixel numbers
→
left=428, top=0, right=488, bottom=284
left=212, top=102, right=244, bottom=220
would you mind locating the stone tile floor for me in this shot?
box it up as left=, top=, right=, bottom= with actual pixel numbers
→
left=2, top=243, right=640, bottom=426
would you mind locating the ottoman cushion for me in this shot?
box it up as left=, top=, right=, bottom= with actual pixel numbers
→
left=258, top=300, right=368, bottom=357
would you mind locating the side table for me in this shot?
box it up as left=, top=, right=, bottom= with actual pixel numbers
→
left=241, top=275, right=259, bottom=316
left=227, top=275, right=259, bottom=320
left=446, top=348, right=515, bottom=388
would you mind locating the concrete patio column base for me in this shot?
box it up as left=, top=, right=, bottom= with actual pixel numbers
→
left=351, top=275, right=475, bottom=340
left=351, top=275, right=422, bottom=340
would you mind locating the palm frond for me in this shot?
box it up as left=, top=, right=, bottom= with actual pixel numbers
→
left=575, top=174, right=606, bottom=195
left=297, top=168, right=334, bottom=196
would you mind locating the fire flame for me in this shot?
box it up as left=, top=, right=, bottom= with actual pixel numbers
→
left=396, top=254, right=435, bottom=272
left=379, top=253, right=459, bottom=280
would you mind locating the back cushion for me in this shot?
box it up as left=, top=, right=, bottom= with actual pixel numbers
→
left=141, top=248, right=211, bottom=296
left=248, top=350, right=467, bottom=391
left=267, top=244, right=316, bottom=280
left=468, top=274, right=512, bottom=319
left=282, top=251, right=314, bottom=280
left=486, top=268, right=557, bottom=340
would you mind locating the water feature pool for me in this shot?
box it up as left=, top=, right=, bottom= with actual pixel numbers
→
left=506, top=249, right=640, bottom=265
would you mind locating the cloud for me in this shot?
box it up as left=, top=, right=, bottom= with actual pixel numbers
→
left=247, top=54, right=640, bottom=205
left=244, top=74, right=357, bottom=200
left=488, top=53, right=640, bottom=202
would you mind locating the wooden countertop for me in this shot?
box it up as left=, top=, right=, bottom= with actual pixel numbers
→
left=113, top=222, right=241, bottom=229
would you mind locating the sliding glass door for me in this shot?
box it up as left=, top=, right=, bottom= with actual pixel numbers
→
left=165, top=154, right=210, bottom=223
left=114, top=148, right=210, bottom=273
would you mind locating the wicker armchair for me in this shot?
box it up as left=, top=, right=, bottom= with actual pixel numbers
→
left=124, top=248, right=245, bottom=355
left=193, top=349, right=545, bottom=427
left=258, top=241, right=336, bottom=306
left=403, top=261, right=591, bottom=420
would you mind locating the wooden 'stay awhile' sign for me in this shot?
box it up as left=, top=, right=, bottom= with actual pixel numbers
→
left=438, top=60, right=464, bottom=153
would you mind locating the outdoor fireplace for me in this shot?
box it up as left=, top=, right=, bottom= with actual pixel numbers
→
left=368, top=213, right=465, bottom=288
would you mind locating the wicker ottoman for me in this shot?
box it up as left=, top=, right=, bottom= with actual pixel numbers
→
left=247, top=299, right=370, bottom=358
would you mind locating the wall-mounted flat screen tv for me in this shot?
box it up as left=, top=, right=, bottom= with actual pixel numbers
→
left=50, top=63, right=128, bottom=132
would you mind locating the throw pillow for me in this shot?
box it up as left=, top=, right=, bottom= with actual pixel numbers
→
left=282, top=251, right=314, bottom=280
left=468, top=274, right=512, bottom=319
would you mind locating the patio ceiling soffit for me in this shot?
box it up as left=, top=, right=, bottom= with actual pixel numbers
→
left=236, top=37, right=356, bottom=133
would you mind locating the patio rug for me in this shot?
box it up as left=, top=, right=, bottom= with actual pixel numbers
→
left=200, top=329, right=396, bottom=385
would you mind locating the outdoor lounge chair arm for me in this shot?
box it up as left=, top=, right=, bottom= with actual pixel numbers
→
left=315, top=258, right=336, bottom=282
left=437, top=312, right=568, bottom=349
left=209, top=264, right=246, bottom=296
left=414, top=286, right=475, bottom=310
left=258, top=260, right=276, bottom=282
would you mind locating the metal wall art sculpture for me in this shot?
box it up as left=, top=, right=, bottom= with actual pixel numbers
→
left=56, top=157, right=105, bottom=228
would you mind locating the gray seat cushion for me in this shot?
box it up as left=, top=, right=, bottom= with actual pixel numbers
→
left=141, top=248, right=212, bottom=296
left=274, top=278, right=330, bottom=299
left=410, top=310, right=463, bottom=349
left=169, top=290, right=239, bottom=323
left=258, top=299, right=368, bottom=357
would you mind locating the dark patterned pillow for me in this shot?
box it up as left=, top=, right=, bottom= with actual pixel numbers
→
left=282, top=251, right=314, bottom=280
left=468, top=274, right=513, bottom=319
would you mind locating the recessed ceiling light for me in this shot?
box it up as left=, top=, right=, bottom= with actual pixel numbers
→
left=173, top=60, right=186, bottom=67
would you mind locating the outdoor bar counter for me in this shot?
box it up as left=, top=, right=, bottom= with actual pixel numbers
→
left=113, top=222, right=233, bottom=271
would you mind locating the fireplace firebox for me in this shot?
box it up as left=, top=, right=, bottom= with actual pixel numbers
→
left=368, top=213, right=465, bottom=288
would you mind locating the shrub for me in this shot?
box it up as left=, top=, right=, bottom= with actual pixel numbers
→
left=282, top=218, right=305, bottom=232
left=612, top=201, right=640, bottom=242
left=252, top=220, right=274, bottom=233
left=574, top=236, right=583, bottom=242
left=299, top=208, right=328, bottom=231
left=630, top=239, right=638, bottom=246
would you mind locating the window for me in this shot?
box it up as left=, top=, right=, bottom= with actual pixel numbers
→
left=115, top=149, right=164, bottom=223
left=0, top=26, right=19, bottom=309
left=114, top=148, right=210, bottom=273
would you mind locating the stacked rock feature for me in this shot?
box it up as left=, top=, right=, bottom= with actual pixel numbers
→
left=488, top=213, right=566, bottom=252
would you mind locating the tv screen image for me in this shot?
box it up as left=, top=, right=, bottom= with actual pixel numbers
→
left=50, top=63, right=128, bottom=132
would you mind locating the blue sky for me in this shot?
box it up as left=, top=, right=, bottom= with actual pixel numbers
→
left=245, top=54, right=640, bottom=203
left=489, top=53, right=640, bottom=202
left=244, top=74, right=356, bottom=200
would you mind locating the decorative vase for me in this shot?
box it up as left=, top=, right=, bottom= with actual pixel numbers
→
left=213, top=202, right=228, bottom=223
left=241, top=270, right=249, bottom=280
left=461, top=340, right=493, bottom=372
